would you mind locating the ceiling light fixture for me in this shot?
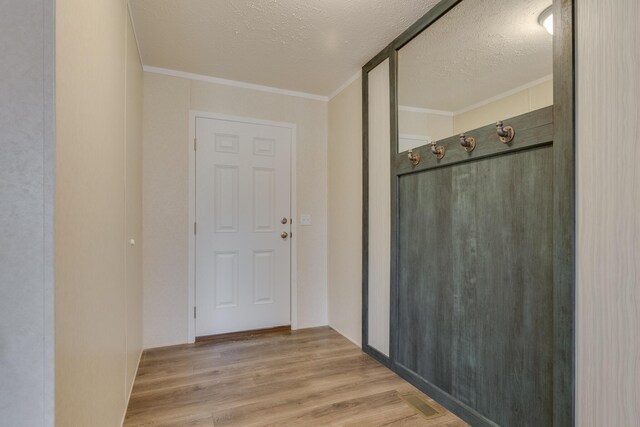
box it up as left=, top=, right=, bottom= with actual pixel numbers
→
left=538, top=6, right=553, bottom=35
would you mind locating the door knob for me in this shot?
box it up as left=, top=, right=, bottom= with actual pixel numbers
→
left=280, top=231, right=289, bottom=239
left=281, top=217, right=288, bottom=224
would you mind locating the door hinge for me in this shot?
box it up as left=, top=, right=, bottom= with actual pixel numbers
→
left=194, top=222, right=197, bottom=235
left=194, top=306, right=197, bottom=318
left=194, top=138, right=197, bottom=151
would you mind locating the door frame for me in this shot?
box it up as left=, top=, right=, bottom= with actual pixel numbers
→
left=188, top=111, right=298, bottom=343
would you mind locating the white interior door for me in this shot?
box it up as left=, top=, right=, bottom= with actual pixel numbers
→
left=195, top=117, right=291, bottom=336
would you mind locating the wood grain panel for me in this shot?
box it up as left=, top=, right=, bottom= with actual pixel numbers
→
left=397, top=147, right=554, bottom=426
left=552, top=1, right=575, bottom=424
left=576, top=1, right=640, bottom=425
left=397, top=166, right=454, bottom=392
left=361, top=1, right=577, bottom=425
left=367, top=59, right=392, bottom=356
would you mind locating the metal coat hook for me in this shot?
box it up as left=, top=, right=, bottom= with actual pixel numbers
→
left=430, top=141, right=445, bottom=160
left=407, top=149, right=421, bottom=166
left=459, top=133, right=476, bottom=153
left=496, top=121, right=515, bottom=144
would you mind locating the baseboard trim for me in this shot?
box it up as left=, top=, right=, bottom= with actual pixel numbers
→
left=363, top=344, right=391, bottom=368
left=329, top=325, right=362, bottom=348
left=121, top=349, right=143, bottom=427
left=195, top=325, right=291, bottom=344
left=394, top=362, right=499, bottom=427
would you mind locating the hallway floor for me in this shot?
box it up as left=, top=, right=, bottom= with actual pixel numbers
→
left=124, top=327, right=466, bottom=426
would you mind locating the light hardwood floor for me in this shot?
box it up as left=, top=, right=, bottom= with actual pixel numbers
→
left=124, top=327, right=467, bottom=426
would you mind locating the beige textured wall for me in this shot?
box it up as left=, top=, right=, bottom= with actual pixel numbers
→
left=0, top=0, right=55, bottom=425
left=142, top=74, right=191, bottom=348
left=327, top=76, right=363, bottom=346
left=125, top=11, right=144, bottom=400
left=143, top=72, right=328, bottom=348
left=398, top=109, right=453, bottom=148
left=453, top=79, right=553, bottom=134
left=576, top=1, right=640, bottom=425
left=55, top=1, right=143, bottom=425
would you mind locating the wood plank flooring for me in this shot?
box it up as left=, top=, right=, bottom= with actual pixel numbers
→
left=124, top=327, right=467, bottom=426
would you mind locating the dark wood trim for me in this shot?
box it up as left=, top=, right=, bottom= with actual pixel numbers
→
left=552, top=0, right=576, bottom=425
left=388, top=49, right=399, bottom=363
left=361, top=68, right=369, bottom=349
left=363, top=344, right=391, bottom=369
left=393, top=0, right=463, bottom=50
left=363, top=46, right=394, bottom=74
left=195, top=325, right=291, bottom=344
left=394, top=363, right=500, bottom=427
left=364, top=0, right=462, bottom=73
left=394, top=106, right=553, bottom=176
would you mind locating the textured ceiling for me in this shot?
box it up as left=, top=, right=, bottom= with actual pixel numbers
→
left=398, top=0, right=553, bottom=112
left=129, top=0, right=441, bottom=97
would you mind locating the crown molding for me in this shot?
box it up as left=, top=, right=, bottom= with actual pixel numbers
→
left=453, top=74, right=553, bottom=115
left=143, top=66, right=330, bottom=102
left=398, top=105, right=454, bottom=116
left=328, top=70, right=363, bottom=101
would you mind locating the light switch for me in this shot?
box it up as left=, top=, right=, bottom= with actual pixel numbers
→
left=300, top=214, right=312, bottom=226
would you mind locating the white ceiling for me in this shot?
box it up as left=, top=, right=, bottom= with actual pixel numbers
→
left=398, top=0, right=553, bottom=112
left=129, top=0, right=441, bottom=98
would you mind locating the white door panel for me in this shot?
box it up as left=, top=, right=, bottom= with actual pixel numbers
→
left=195, top=118, right=291, bottom=336
left=368, top=59, right=391, bottom=357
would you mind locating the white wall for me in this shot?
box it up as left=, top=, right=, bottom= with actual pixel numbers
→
left=576, top=1, right=640, bottom=425
left=0, top=1, right=55, bottom=425
left=143, top=71, right=328, bottom=348
left=367, top=60, right=391, bottom=357
left=55, top=1, right=143, bottom=425
left=327, top=77, right=363, bottom=346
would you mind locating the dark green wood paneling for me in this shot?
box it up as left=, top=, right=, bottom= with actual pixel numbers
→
left=361, top=64, right=372, bottom=354
left=398, top=165, right=454, bottom=390
left=361, top=0, right=575, bottom=425
left=553, top=1, right=576, bottom=425
left=397, top=146, right=554, bottom=427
